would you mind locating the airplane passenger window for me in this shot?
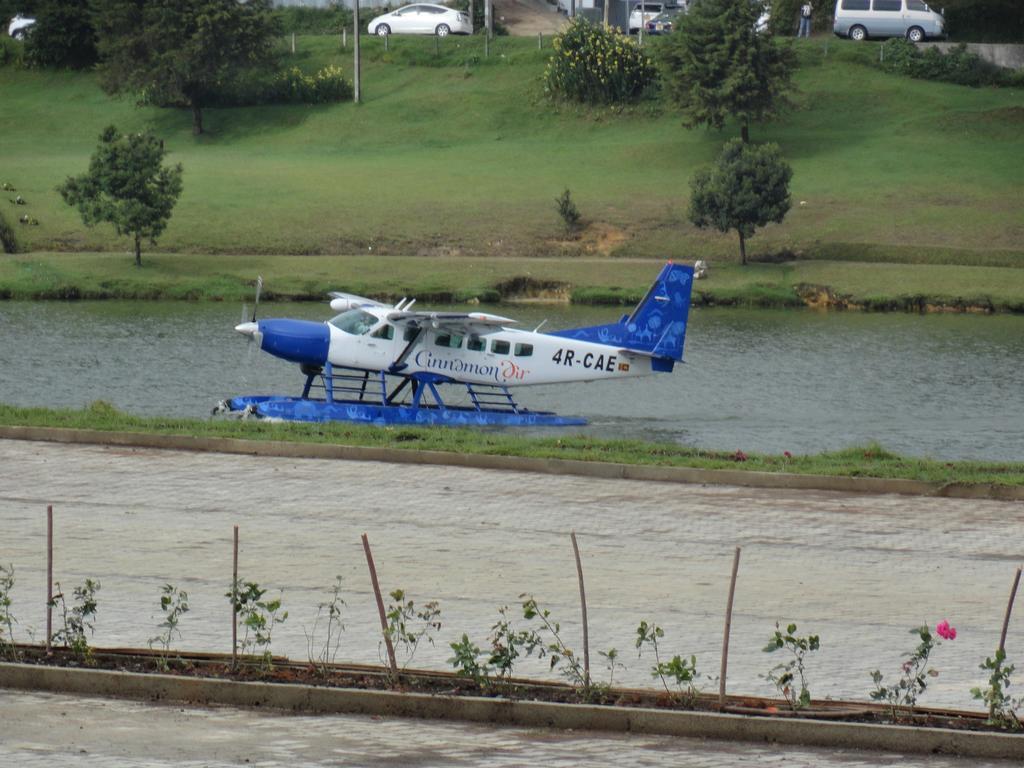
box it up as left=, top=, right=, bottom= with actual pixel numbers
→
left=514, top=343, right=533, bottom=357
left=371, top=324, right=395, bottom=340
left=467, top=336, right=485, bottom=352
left=491, top=340, right=510, bottom=354
left=404, top=327, right=420, bottom=342
left=435, top=334, right=464, bottom=348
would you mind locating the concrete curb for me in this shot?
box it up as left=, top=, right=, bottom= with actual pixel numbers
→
left=1, top=663, right=1021, bottom=759
left=1, top=425, right=1022, bottom=501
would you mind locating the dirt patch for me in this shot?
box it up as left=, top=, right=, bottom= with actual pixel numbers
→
left=549, top=222, right=628, bottom=257
left=493, top=275, right=571, bottom=302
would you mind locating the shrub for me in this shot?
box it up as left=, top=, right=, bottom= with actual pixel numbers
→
left=0, top=211, right=18, bottom=254
left=879, top=39, right=1011, bottom=87
left=217, top=65, right=353, bottom=106
left=545, top=18, right=656, bottom=104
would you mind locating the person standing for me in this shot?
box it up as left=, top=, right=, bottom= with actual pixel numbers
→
left=798, top=1, right=813, bottom=37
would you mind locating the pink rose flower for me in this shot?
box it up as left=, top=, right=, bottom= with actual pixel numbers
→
left=936, top=620, right=957, bottom=640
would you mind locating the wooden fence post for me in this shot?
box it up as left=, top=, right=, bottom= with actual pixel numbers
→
left=231, top=525, right=238, bottom=670
left=362, top=533, right=399, bottom=682
left=46, top=505, right=53, bottom=656
left=571, top=531, right=590, bottom=689
left=719, top=546, right=741, bottom=710
left=999, top=566, right=1023, bottom=656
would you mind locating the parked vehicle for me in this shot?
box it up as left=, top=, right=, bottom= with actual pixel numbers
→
left=629, top=2, right=664, bottom=33
left=7, top=14, right=35, bottom=40
left=367, top=4, right=471, bottom=37
left=645, top=8, right=683, bottom=34
left=833, top=0, right=945, bottom=42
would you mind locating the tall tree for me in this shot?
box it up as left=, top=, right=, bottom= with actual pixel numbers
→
left=93, top=0, right=281, bottom=135
left=58, top=126, right=184, bottom=267
left=688, top=138, right=792, bottom=265
left=23, top=0, right=98, bottom=69
left=656, top=0, right=797, bottom=143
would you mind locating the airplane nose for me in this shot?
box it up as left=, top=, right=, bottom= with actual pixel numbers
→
left=235, top=321, right=259, bottom=337
left=254, top=318, right=330, bottom=366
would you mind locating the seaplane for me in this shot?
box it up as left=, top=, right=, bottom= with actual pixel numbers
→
left=219, top=261, right=694, bottom=427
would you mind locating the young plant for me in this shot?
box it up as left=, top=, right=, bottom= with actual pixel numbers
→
left=304, top=575, right=346, bottom=676
left=763, top=621, right=820, bottom=710
left=50, top=578, right=101, bottom=663
left=486, top=604, right=544, bottom=685
left=636, top=620, right=699, bottom=701
left=448, top=634, right=488, bottom=689
left=971, top=648, right=1022, bottom=729
left=870, top=620, right=956, bottom=716
left=520, top=594, right=587, bottom=690
left=0, top=563, right=18, bottom=660
left=226, top=580, right=288, bottom=672
left=384, top=588, right=441, bottom=669
left=555, top=188, right=581, bottom=236
left=149, top=584, right=189, bottom=671
left=599, top=647, right=625, bottom=689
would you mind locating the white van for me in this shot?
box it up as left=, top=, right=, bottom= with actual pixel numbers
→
left=833, top=0, right=945, bottom=42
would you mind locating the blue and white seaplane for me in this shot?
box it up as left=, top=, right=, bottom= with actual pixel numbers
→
left=219, top=261, right=694, bottom=427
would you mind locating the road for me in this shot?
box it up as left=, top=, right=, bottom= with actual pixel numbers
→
left=0, top=439, right=1022, bottom=765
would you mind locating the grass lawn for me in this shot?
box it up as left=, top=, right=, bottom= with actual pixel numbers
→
left=3, top=402, right=1023, bottom=486
left=3, top=252, right=1024, bottom=310
left=1, top=35, right=1022, bottom=266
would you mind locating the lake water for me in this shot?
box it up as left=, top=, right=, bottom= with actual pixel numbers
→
left=1, top=300, right=1022, bottom=461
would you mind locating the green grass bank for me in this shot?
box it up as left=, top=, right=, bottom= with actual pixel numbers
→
left=1, top=36, right=1022, bottom=267
left=2, top=402, right=1023, bottom=486
left=3, top=252, right=1024, bottom=312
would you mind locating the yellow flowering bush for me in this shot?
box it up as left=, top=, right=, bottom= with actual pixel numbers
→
left=545, top=18, right=656, bottom=104
left=271, top=65, right=353, bottom=104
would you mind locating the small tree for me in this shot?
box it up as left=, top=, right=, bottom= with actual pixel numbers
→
left=656, top=0, right=796, bottom=142
left=58, top=126, right=183, bottom=267
left=688, top=138, right=792, bottom=265
left=24, top=0, right=98, bottom=69
left=94, top=0, right=281, bottom=135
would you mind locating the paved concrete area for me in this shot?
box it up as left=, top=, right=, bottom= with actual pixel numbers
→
left=0, top=689, right=1014, bottom=767
left=495, top=0, right=567, bottom=35
left=1, top=438, right=1023, bottom=764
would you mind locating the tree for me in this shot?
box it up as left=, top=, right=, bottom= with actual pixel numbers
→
left=93, top=0, right=281, bottom=135
left=23, top=0, right=98, bottom=69
left=58, top=126, right=184, bottom=267
left=688, top=138, right=791, bottom=265
left=656, top=0, right=797, bottom=143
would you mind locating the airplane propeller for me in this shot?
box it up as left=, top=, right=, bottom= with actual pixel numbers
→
left=235, top=276, right=264, bottom=364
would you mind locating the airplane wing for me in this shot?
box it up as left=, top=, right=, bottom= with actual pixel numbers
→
left=386, top=310, right=518, bottom=333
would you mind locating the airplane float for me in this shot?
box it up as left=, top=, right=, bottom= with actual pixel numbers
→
left=219, top=261, right=694, bottom=427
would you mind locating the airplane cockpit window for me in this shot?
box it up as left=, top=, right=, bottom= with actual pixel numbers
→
left=329, top=309, right=378, bottom=335
left=371, top=324, right=395, bottom=340
left=403, top=327, right=420, bottom=342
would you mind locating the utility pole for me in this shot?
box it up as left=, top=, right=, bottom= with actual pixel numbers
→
left=485, top=0, right=492, bottom=39
left=354, top=0, right=361, bottom=104
left=603, top=0, right=609, bottom=27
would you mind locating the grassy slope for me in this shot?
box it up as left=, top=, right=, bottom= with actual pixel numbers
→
left=1, top=36, right=1022, bottom=265
left=3, top=402, right=1023, bottom=485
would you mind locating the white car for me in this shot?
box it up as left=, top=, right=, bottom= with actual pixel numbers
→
left=629, top=2, right=664, bottom=33
left=367, top=4, right=472, bottom=37
left=8, top=14, right=35, bottom=40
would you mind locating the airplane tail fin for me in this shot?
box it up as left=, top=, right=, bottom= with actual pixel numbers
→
left=549, top=262, right=694, bottom=365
